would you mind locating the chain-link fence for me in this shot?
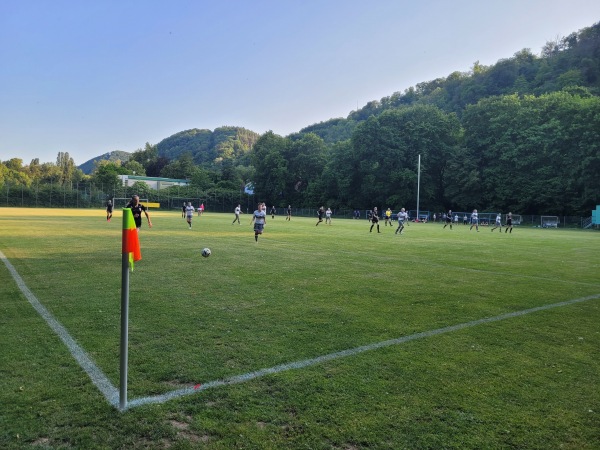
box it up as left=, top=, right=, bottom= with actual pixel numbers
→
left=1, top=182, right=595, bottom=229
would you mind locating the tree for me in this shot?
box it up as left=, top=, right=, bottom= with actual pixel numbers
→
left=347, top=105, right=461, bottom=210
left=250, top=132, right=289, bottom=205
left=284, top=133, right=327, bottom=206
left=56, top=152, right=76, bottom=185
left=455, top=90, right=600, bottom=215
left=4, top=158, right=23, bottom=171
left=123, top=160, right=146, bottom=176
left=91, top=161, right=128, bottom=190
left=160, top=152, right=195, bottom=179
left=0, top=162, right=32, bottom=186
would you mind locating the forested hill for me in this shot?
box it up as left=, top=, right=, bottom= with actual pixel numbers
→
left=155, top=126, right=260, bottom=166
left=292, top=21, right=600, bottom=143
left=79, top=150, right=131, bottom=174
left=78, top=126, right=259, bottom=174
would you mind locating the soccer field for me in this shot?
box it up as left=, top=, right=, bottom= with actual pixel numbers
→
left=1, top=208, right=599, bottom=449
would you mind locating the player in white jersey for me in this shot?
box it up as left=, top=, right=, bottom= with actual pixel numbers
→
left=185, top=202, right=195, bottom=229
left=251, top=202, right=267, bottom=242
left=232, top=204, right=243, bottom=224
left=491, top=213, right=502, bottom=232
left=395, top=208, right=408, bottom=235
left=469, top=209, right=479, bottom=232
left=325, top=207, right=332, bottom=225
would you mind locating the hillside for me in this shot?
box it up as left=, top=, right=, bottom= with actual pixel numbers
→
left=293, top=21, right=600, bottom=142
left=155, top=126, right=260, bottom=166
left=78, top=150, right=131, bottom=174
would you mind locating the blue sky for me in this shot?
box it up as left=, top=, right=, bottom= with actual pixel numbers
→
left=1, top=0, right=599, bottom=166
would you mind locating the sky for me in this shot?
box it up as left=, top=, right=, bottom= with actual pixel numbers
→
left=1, top=1, right=599, bottom=166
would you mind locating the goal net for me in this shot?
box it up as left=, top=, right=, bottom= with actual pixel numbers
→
left=541, top=216, right=559, bottom=228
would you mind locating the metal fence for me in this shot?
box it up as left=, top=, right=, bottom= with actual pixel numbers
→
left=1, top=182, right=595, bottom=229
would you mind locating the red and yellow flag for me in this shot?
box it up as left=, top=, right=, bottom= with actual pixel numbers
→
left=122, top=208, right=141, bottom=271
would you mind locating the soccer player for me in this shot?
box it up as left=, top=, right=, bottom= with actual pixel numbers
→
left=384, top=207, right=392, bottom=226
left=505, top=212, right=514, bottom=234
left=369, top=207, right=381, bottom=233
left=395, top=207, right=408, bottom=234
left=126, top=195, right=152, bottom=231
left=491, top=213, right=502, bottom=232
left=106, top=199, right=113, bottom=222
left=325, top=207, right=332, bottom=225
left=232, top=204, right=243, bottom=224
left=443, top=209, right=453, bottom=230
left=185, top=202, right=195, bottom=229
left=286, top=205, right=292, bottom=221
left=470, top=209, right=480, bottom=231
left=316, top=206, right=324, bottom=226
left=181, top=202, right=186, bottom=218
left=251, top=202, right=267, bottom=242
left=270, top=205, right=276, bottom=219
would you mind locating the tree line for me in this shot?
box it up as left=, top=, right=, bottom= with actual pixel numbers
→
left=2, top=90, right=598, bottom=216
left=252, top=91, right=599, bottom=215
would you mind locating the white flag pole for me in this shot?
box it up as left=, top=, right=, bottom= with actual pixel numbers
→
left=119, top=212, right=130, bottom=410
left=416, top=155, right=421, bottom=221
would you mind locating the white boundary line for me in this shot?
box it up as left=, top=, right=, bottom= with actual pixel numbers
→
left=0, top=250, right=120, bottom=408
left=126, top=293, right=600, bottom=410
left=2, top=249, right=598, bottom=411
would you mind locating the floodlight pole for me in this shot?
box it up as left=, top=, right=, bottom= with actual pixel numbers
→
left=119, top=245, right=130, bottom=410
left=416, top=154, right=421, bottom=220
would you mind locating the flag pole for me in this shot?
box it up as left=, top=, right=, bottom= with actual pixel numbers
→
left=119, top=207, right=141, bottom=410
left=416, top=154, right=421, bottom=221
left=120, top=250, right=129, bottom=410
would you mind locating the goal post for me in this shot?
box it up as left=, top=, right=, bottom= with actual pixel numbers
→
left=112, top=198, right=149, bottom=208
left=541, top=216, right=559, bottom=228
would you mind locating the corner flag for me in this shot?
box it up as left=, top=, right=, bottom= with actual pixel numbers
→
left=122, top=208, right=141, bottom=271
left=120, top=207, right=143, bottom=410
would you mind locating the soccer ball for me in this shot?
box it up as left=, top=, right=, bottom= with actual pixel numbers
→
left=201, top=248, right=211, bottom=258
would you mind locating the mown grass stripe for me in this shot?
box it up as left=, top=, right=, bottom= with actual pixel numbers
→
left=125, top=292, right=600, bottom=410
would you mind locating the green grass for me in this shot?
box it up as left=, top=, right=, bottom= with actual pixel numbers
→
left=1, top=207, right=599, bottom=449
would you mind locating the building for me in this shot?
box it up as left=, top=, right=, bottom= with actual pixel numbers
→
left=118, top=175, right=189, bottom=190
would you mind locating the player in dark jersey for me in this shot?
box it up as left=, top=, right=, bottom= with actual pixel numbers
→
left=443, top=209, right=453, bottom=230
left=106, top=199, right=113, bottom=222
left=369, top=207, right=381, bottom=233
left=126, top=195, right=152, bottom=230
left=505, top=212, right=513, bottom=234
left=316, top=206, right=324, bottom=226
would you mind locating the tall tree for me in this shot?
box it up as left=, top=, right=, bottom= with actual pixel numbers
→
left=250, top=132, right=289, bottom=205
left=347, top=105, right=461, bottom=210
left=454, top=90, right=600, bottom=215
left=56, top=152, right=76, bottom=185
left=284, top=133, right=327, bottom=206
